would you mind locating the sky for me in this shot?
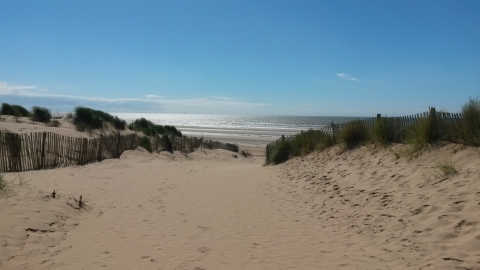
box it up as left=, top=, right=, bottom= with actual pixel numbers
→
left=1, top=0, right=479, bottom=116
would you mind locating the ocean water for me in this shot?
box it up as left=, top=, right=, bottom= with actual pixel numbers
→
left=113, top=113, right=364, bottom=145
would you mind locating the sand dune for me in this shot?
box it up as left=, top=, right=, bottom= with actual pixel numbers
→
left=1, top=143, right=479, bottom=269
left=277, top=144, right=480, bottom=269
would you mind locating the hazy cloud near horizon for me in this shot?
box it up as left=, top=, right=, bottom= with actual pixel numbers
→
left=0, top=80, right=463, bottom=116
left=0, top=81, right=270, bottom=114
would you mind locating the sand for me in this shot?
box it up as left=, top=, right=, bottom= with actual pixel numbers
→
left=1, top=121, right=480, bottom=269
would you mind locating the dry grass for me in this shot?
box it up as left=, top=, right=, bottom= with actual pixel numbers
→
left=434, top=159, right=459, bottom=177
left=0, top=173, right=8, bottom=194
left=422, top=159, right=459, bottom=185
left=240, top=150, right=252, bottom=157
left=0, top=173, right=30, bottom=195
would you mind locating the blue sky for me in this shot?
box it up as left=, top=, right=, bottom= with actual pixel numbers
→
left=1, top=1, right=479, bottom=116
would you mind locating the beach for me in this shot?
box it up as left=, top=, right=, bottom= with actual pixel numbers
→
left=1, top=119, right=480, bottom=269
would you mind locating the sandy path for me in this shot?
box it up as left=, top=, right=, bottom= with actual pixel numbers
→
left=1, top=148, right=393, bottom=269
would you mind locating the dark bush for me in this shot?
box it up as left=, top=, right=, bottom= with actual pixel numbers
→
left=31, top=106, right=52, bottom=122
left=130, top=118, right=182, bottom=137
left=72, top=107, right=124, bottom=130
left=73, top=107, right=105, bottom=130
left=1, top=103, right=31, bottom=117
left=112, top=116, right=126, bottom=130
left=165, top=125, right=182, bottom=137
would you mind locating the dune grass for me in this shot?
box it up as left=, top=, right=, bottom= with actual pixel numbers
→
left=460, top=97, right=480, bottom=146
left=1, top=103, right=31, bottom=117
left=422, top=159, right=459, bottom=184
left=129, top=118, right=182, bottom=137
left=435, top=159, right=459, bottom=177
left=266, top=129, right=333, bottom=165
left=267, top=99, right=480, bottom=165
left=340, top=120, right=369, bottom=149
left=372, top=117, right=402, bottom=145
left=139, top=136, right=153, bottom=153
left=31, top=106, right=52, bottom=123
left=73, top=106, right=126, bottom=131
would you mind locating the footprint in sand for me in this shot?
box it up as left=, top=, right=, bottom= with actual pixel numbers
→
left=197, top=226, right=209, bottom=231
left=198, top=247, right=210, bottom=253
left=411, top=205, right=431, bottom=215
left=252, top=243, right=261, bottom=248
left=454, top=220, right=473, bottom=232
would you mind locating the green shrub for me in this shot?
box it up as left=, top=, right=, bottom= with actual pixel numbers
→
left=139, top=136, right=153, bottom=152
left=31, top=106, right=52, bottom=122
left=340, top=120, right=369, bottom=149
left=1, top=103, right=31, bottom=117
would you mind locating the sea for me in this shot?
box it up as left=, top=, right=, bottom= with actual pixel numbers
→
left=113, top=113, right=365, bottom=146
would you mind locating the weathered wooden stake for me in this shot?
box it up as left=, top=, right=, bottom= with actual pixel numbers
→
left=40, top=132, right=46, bottom=169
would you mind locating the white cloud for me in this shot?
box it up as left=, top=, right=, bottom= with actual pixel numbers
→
left=0, top=81, right=270, bottom=114
left=0, top=81, right=37, bottom=94
left=336, top=73, right=359, bottom=81
left=210, top=96, right=235, bottom=101
left=145, top=94, right=165, bottom=99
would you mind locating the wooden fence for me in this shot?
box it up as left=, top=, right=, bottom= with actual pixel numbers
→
left=267, top=108, right=480, bottom=150
left=0, top=132, right=239, bottom=172
left=168, top=135, right=239, bottom=153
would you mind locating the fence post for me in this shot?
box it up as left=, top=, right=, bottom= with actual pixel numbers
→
left=97, top=134, right=103, bottom=160
left=81, top=138, right=88, bottom=165
left=331, top=122, right=336, bottom=144
left=429, top=107, right=437, bottom=141
left=18, top=134, right=23, bottom=172
left=40, top=132, right=46, bottom=169
left=116, top=132, right=121, bottom=158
